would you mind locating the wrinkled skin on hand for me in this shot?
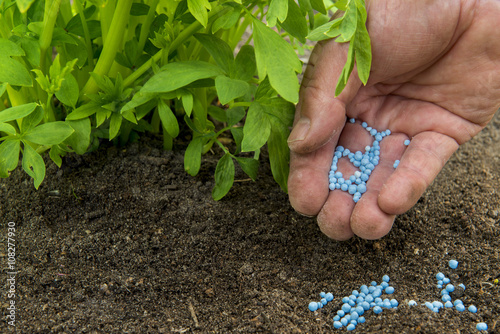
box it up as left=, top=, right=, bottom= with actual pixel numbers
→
left=287, top=0, right=500, bottom=240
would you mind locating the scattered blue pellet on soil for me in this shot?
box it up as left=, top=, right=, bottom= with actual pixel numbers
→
left=476, top=322, right=488, bottom=331
left=449, top=260, right=459, bottom=269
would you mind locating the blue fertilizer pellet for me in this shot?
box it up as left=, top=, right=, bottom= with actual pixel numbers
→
left=446, top=284, right=455, bottom=292
left=334, top=321, right=343, bottom=329
left=358, top=316, right=365, bottom=324
left=443, top=277, right=450, bottom=284
left=390, top=299, right=398, bottom=307
left=350, top=118, right=356, bottom=123
left=436, top=272, right=445, bottom=280
left=454, top=300, right=463, bottom=306
left=385, top=286, right=395, bottom=294
left=346, top=323, right=356, bottom=331
left=445, top=301, right=453, bottom=308
left=425, top=302, right=434, bottom=310
left=320, top=292, right=326, bottom=298
left=456, top=303, right=465, bottom=312
left=373, top=306, right=383, bottom=314
left=468, top=305, right=477, bottom=313
left=408, top=300, right=417, bottom=306
left=333, top=315, right=340, bottom=321
left=382, top=275, right=390, bottom=283
left=404, top=139, right=410, bottom=146
left=442, top=295, right=451, bottom=302
left=393, top=160, right=400, bottom=168
left=321, top=298, right=327, bottom=305
left=342, top=304, right=351, bottom=313
left=326, top=292, right=334, bottom=302
left=340, top=317, right=348, bottom=326
left=458, top=283, right=466, bottom=290
left=449, top=260, right=458, bottom=269
left=476, top=322, right=488, bottom=331
left=308, top=302, right=318, bottom=312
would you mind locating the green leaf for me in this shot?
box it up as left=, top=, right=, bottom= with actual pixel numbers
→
left=335, top=39, right=355, bottom=96
left=109, top=113, right=122, bottom=140
left=187, top=0, right=211, bottom=28
left=65, top=118, right=91, bottom=154
left=194, top=34, right=234, bottom=74
left=180, top=91, right=193, bottom=116
left=65, top=19, right=102, bottom=40
left=212, top=153, right=235, bottom=200
left=158, top=99, right=179, bottom=138
left=19, top=36, right=41, bottom=67
left=215, top=76, right=250, bottom=105
left=22, top=122, right=75, bottom=145
left=121, top=109, right=137, bottom=124
left=49, top=145, right=64, bottom=168
left=184, top=136, right=203, bottom=176
left=66, top=103, right=104, bottom=120
left=0, top=123, right=17, bottom=135
left=20, top=105, right=44, bottom=133
left=0, top=38, right=32, bottom=86
left=336, top=0, right=357, bottom=43
left=130, top=2, right=149, bottom=15
left=21, top=142, right=45, bottom=189
left=0, top=82, right=6, bottom=97
left=279, top=0, right=308, bottom=43
left=241, top=101, right=271, bottom=152
left=141, top=61, right=224, bottom=93
left=268, top=122, right=290, bottom=192
left=16, top=0, right=35, bottom=13
left=122, top=91, right=157, bottom=112
left=353, top=6, right=371, bottom=84
left=212, top=7, right=241, bottom=33
left=234, top=156, right=258, bottom=181
left=234, top=45, right=256, bottom=81
left=226, top=107, right=245, bottom=126
left=56, top=73, right=79, bottom=108
left=0, top=140, right=20, bottom=178
left=307, top=18, right=342, bottom=41
left=252, top=19, right=302, bottom=103
left=267, top=0, right=288, bottom=27
left=310, top=0, right=326, bottom=14
left=0, top=103, right=38, bottom=123
left=259, top=97, right=295, bottom=128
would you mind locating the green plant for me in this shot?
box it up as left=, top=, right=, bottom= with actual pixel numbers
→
left=0, top=0, right=371, bottom=199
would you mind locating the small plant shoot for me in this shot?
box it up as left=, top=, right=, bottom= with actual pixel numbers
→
left=0, top=0, right=371, bottom=199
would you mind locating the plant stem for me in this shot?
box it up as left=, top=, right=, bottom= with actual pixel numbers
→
left=136, top=0, right=160, bottom=62
left=39, top=0, right=63, bottom=73
left=123, top=5, right=231, bottom=88
left=100, top=0, right=117, bottom=42
left=74, top=0, right=94, bottom=72
left=81, top=0, right=134, bottom=97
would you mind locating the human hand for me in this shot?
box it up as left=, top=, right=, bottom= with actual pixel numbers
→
left=287, top=0, right=500, bottom=240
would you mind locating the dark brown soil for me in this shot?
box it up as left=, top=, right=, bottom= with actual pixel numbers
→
left=1, top=113, right=499, bottom=333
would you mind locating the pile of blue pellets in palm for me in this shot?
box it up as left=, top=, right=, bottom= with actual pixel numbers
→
left=307, top=260, right=489, bottom=331
left=328, top=118, right=407, bottom=202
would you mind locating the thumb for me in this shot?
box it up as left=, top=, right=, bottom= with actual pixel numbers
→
left=287, top=40, right=363, bottom=154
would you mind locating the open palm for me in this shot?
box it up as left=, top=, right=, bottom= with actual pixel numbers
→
left=287, top=0, right=500, bottom=240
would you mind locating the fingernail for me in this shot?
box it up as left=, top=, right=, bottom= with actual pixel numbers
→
left=287, top=117, right=310, bottom=144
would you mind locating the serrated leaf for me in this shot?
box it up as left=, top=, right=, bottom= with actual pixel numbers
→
left=0, top=140, right=20, bottom=178
left=56, top=73, right=79, bottom=107
left=194, top=33, right=234, bottom=74
left=141, top=61, right=224, bottom=93
left=22, top=122, right=75, bottom=145
left=158, top=99, right=179, bottom=138
left=184, top=136, right=203, bottom=176
left=252, top=19, right=301, bottom=103
left=241, top=101, right=271, bottom=152
left=234, top=156, right=258, bottom=181
left=215, top=76, right=250, bottom=105
left=187, top=0, right=211, bottom=28
left=65, top=118, right=91, bottom=154
left=267, top=0, right=288, bottom=27
left=0, top=103, right=38, bottom=123
left=0, top=38, right=32, bottom=86
left=212, top=153, right=235, bottom=200
left=22, top=142, right=45, bottom=189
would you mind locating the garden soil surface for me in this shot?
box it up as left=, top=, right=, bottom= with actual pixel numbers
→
left=1, top=113, right=499, bottom=334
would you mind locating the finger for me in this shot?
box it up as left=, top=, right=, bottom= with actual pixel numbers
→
left=288, top=40, right=362, bottom=154
left=378, top=132, right=459, bottom=215
left=350, top=133, right=407, bottom=239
